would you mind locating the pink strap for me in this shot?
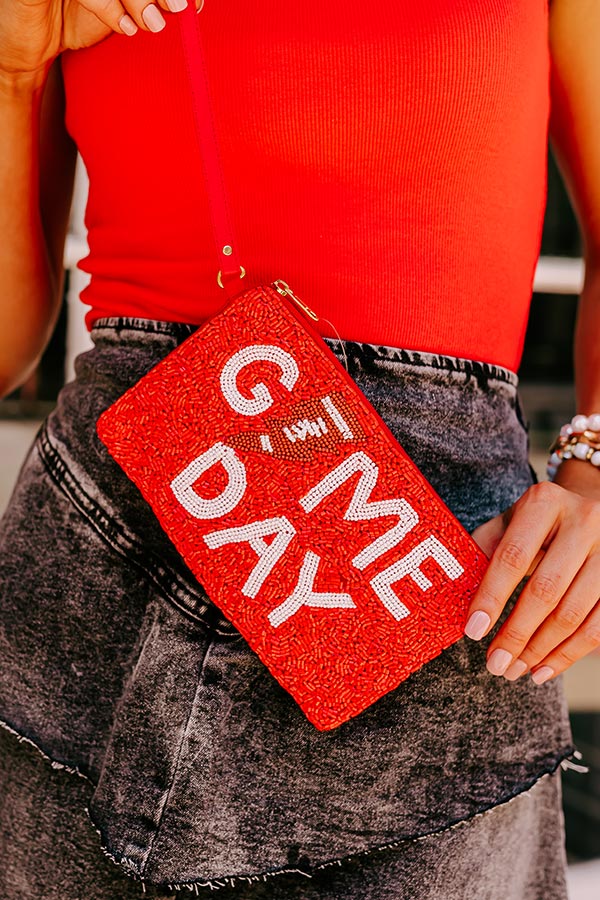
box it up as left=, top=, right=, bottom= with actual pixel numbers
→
left=178, top=5, right=244, bottom=296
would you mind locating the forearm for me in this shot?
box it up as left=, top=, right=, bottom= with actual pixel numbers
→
left=0, top=70, right=62, bottom=398
left=547, top=0, right=600, bottom=497
left=573, top=265, right=600, bottom=411
left=552, top=265, right=600, bottom=498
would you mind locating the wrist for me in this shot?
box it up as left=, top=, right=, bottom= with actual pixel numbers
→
left=547, top=413, right=600, bottom=483
left=553, top=457, right=600, bottom=501
left=0, top=62, right=53, bottom=99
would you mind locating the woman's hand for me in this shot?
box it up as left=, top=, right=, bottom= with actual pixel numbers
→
left=467, top=461, right=600, bottom=684
left=0, top=0, right=203, bottom=87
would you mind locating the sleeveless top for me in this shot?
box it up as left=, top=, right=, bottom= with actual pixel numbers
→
left=61, top=0, right=550, bottom=371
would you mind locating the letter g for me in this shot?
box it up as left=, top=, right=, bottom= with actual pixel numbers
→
left=220, top=344, right=299, bottom=416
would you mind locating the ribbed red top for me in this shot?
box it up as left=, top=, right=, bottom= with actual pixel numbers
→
left=61, top=0, right=550, bottom=372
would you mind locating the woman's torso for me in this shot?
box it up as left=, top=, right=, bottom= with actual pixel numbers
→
left=61, top=0, right=550, bottom=371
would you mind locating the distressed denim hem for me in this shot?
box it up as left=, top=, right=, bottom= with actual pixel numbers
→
left=0, top=715, right=92, bottom=784
left=85, top=749, right=575, bottom=892
left=0, top=712, right=577, bottom=892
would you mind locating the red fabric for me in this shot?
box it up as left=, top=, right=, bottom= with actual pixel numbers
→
left=61, top=0, right=550, bottom=372
left=97, top=285, right=488, bottom=730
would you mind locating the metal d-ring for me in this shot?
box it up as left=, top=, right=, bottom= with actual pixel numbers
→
left=217, top=265, right=246, bottom=289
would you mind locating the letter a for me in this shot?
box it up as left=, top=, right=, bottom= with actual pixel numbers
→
left=204, top=517, right=296, bottom=598
left=170, top=442, right=246, bottom=519
left=268, top=551, right=355, bottom=628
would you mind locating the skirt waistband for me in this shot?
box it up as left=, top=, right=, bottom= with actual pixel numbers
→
left=90, top=317, right=519, bottom=391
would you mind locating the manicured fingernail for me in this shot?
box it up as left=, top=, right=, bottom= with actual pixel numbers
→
left=119, top=14, right=138, bottom=35
left=487, top=648, right=513, bottom=676
left=465, top=610, right=491, bottom=641
left=196, top=0, right=205, bottom=11
left=166, top=0, right=187, bottom=10
left=503, top=659, right=528, bottom=681
left=142, top=4, right=166, bottom=31
left=531, top=666, right=554, bottom=685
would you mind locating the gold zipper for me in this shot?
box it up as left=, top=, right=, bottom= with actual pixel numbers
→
left=272, top=279, right=319, bottom=322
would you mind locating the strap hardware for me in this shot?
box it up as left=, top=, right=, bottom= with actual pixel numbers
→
left=217, top=266, right=247, bottom=289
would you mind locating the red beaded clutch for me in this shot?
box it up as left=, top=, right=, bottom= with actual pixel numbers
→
left=97, top=280, right=489, bottom=730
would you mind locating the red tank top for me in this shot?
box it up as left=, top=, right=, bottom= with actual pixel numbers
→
left=61, top=0, right=550, bottom=372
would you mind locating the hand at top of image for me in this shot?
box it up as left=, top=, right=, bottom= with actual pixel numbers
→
left=0, top=0, right=204, bottom=89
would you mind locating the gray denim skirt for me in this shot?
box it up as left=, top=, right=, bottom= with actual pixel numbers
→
left=0, top=318, right=574, bottom=896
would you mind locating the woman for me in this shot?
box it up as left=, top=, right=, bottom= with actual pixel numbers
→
left=0, top=0, right=598, bottom=896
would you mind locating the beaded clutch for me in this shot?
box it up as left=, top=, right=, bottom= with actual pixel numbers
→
left=97, top=280, right=489, bottom=730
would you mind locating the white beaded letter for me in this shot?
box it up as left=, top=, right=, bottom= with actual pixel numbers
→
left=370, top=536, right=464, bottom=621
left=320, top=395, right=353, bottom=439
left=170, top=442, right=246, bottom=519
left=299, top=451, right=419, bottom=568
left=268, top=551, right=355, bottom=628
left=220, top=344, right=300, bottom=416
left=204, top=516, right=296, bottom=598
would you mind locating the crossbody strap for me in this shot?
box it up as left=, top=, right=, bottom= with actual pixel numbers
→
left=178, top=4, right=245, bottom=297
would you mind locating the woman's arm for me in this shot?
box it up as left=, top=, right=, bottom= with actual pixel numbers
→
left=0, top=0, right=195, bottom=399
left=0, top=61, right=76, bottom=397
left=549, top=0, right=600, bottom=469
left=527, top=0, right=600, bottom=500
left=465, top=0, right=600, bottom=682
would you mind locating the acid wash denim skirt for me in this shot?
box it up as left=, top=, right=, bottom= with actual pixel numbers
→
left=0, top=318, right=574, bottom=896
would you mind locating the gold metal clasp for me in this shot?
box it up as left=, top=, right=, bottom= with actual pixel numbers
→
left=272, top=279, right=319, bottom=321
left=217, top=265, right=246, bottom=289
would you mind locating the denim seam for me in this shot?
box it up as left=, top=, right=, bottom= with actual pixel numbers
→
left=37, top=424, right=238, bottom=638
left=137, top=642, right=217, bottom=878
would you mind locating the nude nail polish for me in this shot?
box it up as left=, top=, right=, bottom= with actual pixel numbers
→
left=142, top=5, right=166, bottom=31
left=119, top=14, right=138, bottom=35
left=166, top=0, right=188, bottom=10
left=531, top=666, right=554, bottom=685
left=503, top=659, right=528, bottom=681
left=464, top=610, right=491, bottom=641
left=487, top=648, right=513, bottom=676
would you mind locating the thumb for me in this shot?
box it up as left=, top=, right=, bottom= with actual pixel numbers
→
left=471, top=503, right=544, bottom=575
left=471, top=511, right=508, bottom=559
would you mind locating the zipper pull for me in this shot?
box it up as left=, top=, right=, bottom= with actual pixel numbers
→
left=272, top=279, right=319, bottom=322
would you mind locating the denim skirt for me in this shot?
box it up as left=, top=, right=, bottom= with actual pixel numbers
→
left=0, top=318, right=574, bottom=895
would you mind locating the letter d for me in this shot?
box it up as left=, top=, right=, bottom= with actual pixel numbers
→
left=170, top=442, right=247, bottom=519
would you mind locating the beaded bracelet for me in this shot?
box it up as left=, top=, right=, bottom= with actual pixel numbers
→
left=547, top=413, right=600, bottom=480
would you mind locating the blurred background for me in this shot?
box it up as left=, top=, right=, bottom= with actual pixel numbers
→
left=1, top=152, right=599, bottom=897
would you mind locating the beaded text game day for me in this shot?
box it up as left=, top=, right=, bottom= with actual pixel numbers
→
left=97, top=285, right=489, bottom=729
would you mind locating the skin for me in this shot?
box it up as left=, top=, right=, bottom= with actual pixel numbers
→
left=0, top=0, right=599, bottom=682
left=0, top=0, right=201, bottom=396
